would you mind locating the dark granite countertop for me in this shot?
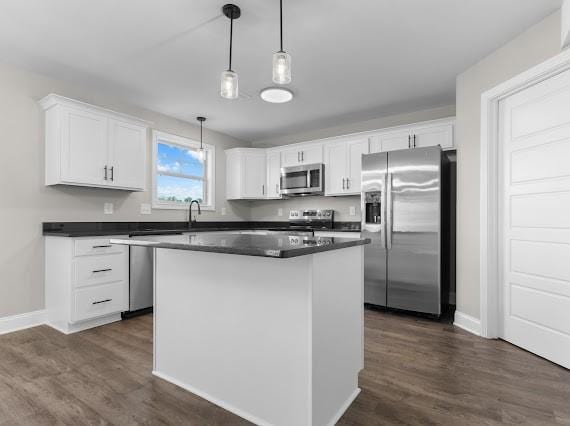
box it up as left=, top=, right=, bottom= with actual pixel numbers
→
left=110, top=233, right=370, bottom=259
left=42, top=221, right=361, bottom=237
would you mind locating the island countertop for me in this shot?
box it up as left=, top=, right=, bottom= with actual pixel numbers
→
left=110, top=232, right=370, bottom=258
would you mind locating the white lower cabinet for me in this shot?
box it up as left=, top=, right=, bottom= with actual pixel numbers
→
left=45, top=236, right=129, bottom=334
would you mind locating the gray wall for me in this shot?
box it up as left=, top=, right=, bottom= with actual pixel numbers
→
left=248, top=105, right=456, bottom=222
left=0, top=61, right=249, bottom=318
left=455, top=11, right=562, bottom=319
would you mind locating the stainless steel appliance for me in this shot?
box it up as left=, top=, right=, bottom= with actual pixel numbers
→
left=288, top=209, right=334, bottom=229
left=280, top=163, right=324, bottom=196
left=361, top=146, right=450, bottom=315
left=127, top=245, right=155, bottom=315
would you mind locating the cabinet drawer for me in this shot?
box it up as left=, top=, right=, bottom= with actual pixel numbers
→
left=73, top=281, right=127, bottom=323
left=73, top=254, right=127, bottom=288
left=74, top=237, right=127, bottom=257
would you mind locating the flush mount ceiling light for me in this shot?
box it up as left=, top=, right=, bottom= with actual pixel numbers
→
left=197, top=116, right=206, bottom=160
left=260, top=87, right=293, bottom=103
left=272, top=0, right=291, bottom=84
left=220, top=4, right=241, bottom=99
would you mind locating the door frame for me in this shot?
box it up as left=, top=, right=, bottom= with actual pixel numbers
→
left=480, top=49, right=570, bottom=338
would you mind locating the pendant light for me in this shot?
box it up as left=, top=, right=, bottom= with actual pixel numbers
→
left=272, top=0, right=291, bottom=84
left=197, top=116, right=206, bottom=161
left=221, top=4, right=241, bottom=99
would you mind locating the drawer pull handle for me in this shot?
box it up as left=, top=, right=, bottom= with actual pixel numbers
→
left=92, top=269, right=112, bottom=273
left=92, top=245, right=112, bottom=249
left=92, top=299, right=112, bottom=305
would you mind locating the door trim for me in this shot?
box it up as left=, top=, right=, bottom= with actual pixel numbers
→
left=480, top=49, right=570, bottom=339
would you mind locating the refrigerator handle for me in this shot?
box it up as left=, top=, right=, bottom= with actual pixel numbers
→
left=386, top=173, right=393, bottom=250
left=381, top=172, right=388, bottom=249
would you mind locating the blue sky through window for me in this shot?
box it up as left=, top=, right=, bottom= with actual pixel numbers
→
left=156, top=140, right=206, bottom=204
left=157, top=141, right=204, bottom=177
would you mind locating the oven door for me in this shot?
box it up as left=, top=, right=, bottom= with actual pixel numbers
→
left=280, top=164, right=324, bottom=195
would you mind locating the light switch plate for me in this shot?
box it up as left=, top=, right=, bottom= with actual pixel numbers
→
left=140, top=203, right=151, bottom=215
left=349, top=206, right=356, bottom=216
left=221, top=207, right=227, bottom=216
left=278, top=208, right=283, bottom=217
left=104, top=203, right=114, bottom=215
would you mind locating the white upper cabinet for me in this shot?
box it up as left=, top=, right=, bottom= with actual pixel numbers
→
left=226, top=148, right=267, bottom=200
left=266, top=150, right=282, bottom=199
left=59, top=106, right=109, bottom=186
left=325, top=137, right=369, bottom=196
left=370, top=118, right=455, bottom=153
left=412, top=123, right=453, bottom=149
left=40, top=94, right=149, bottom=191
left=280, top=143, right=323, bottom=167
left=108, top=119, right=147, bottom=190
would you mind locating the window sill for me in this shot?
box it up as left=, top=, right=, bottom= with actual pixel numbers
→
left=152, top=203, right=216, bottom=211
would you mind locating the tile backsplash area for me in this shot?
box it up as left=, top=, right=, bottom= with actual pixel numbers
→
left=248, top=195, right=361, bottom=222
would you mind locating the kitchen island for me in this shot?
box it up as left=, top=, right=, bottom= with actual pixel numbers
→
left=111, top=233, right=369, bottom=426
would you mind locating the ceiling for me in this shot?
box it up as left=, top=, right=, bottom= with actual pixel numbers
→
left=0, top=0, right=562, bottom=141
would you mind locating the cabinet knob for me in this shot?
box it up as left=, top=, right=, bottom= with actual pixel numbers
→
left=104, top=166, right=108, bottom=180
left=110, top=166, right=114, bottom=181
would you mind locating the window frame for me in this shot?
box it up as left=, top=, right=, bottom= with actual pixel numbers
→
left=151, top=130, right=216, bottom=211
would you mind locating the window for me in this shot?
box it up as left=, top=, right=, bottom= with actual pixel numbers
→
left=152, top=130, right=215, bottom=210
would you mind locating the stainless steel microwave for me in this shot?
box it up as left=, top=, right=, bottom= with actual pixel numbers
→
left=280, top=163, right=324, bottom=196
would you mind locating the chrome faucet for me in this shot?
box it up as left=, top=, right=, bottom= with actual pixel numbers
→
left=188, top=200, right=201, bottom=228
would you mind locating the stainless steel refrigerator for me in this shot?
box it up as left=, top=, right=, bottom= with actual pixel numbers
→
left=361, top=146, right=451, bottom=315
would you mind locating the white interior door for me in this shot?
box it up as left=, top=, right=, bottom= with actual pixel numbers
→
left=500, top=68, right=570, bottom=369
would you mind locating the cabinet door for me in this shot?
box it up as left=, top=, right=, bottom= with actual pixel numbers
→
left=60, top=107, right=108, bottom=185
left=266, top=151, right=282, bottom=199
left=378, top=130, right=411, bottom=152
left=412, top=124, right=453, bottom=149
left=346, top=137, right=369, bottom=194
left=281, top=148, right=301, bottom=167
left=242, top=152, right=267, bottom=198
left=369, top=135, right=382, bottom=154
left=325, top=141, right=348, bottom=195
left=299, top=144, right=323, bottom=164
left=108, top=119, right=147, bottom=190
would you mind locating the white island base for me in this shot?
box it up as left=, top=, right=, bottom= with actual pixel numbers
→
left=152, top=246, right=364, bottom=426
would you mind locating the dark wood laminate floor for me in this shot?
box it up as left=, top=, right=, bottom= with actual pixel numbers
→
left=0, top=309, right=569, bottom=426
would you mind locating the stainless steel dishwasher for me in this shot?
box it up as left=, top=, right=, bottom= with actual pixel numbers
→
left=127, top=244, right=154, bottom=315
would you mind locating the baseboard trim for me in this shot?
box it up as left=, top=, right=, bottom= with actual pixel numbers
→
left=152, top=370, right=272, bottom=426
left=454, top=311, right=482, bottom=336
left=0, top=310, right=47, bottom=335
left=327, top=387, right=361, bottom=426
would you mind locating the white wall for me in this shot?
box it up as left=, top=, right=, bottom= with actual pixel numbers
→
left=249, top=105, right=456, bottom=222
left=455, top=11, right=561, bottom=319
left=0, top=61, right=250, bottom=318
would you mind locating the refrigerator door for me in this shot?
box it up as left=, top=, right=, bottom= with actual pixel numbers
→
left=387, top=146, right=441, bottom=314
left=361, top=152, right=388, bottom=306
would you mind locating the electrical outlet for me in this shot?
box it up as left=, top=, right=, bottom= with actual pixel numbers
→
left=104, top=203, right=114, bottom=215
left=140, top=203, right=151, bottom=215
left=221, top=207, right=227, bottom=216
left=278, top=208, right=283, bottom=217
left=349, top=206, right=356, bottom=216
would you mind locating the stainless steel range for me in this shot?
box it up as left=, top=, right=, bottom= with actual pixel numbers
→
left=288, top=209, right=334, bottom=230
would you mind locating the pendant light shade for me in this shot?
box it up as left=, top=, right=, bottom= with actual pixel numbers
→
left=220, top=70, right=238, bottom=100
left=272, top=0, right=291, bottom=85
left=272, top=51, right=291, bottom=84
left=221, top=4, right=241, bottom=99
left=197, top=116, right=206, bottom=161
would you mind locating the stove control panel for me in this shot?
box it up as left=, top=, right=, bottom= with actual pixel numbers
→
left=289, top=209, right=334, bottom=223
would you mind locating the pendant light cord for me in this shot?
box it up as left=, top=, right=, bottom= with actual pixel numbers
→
left=229, top=11, right=234, bottom=70
left=200, top=120, right=203, bottom=150
left=280, top=0, right=283, bottom=52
